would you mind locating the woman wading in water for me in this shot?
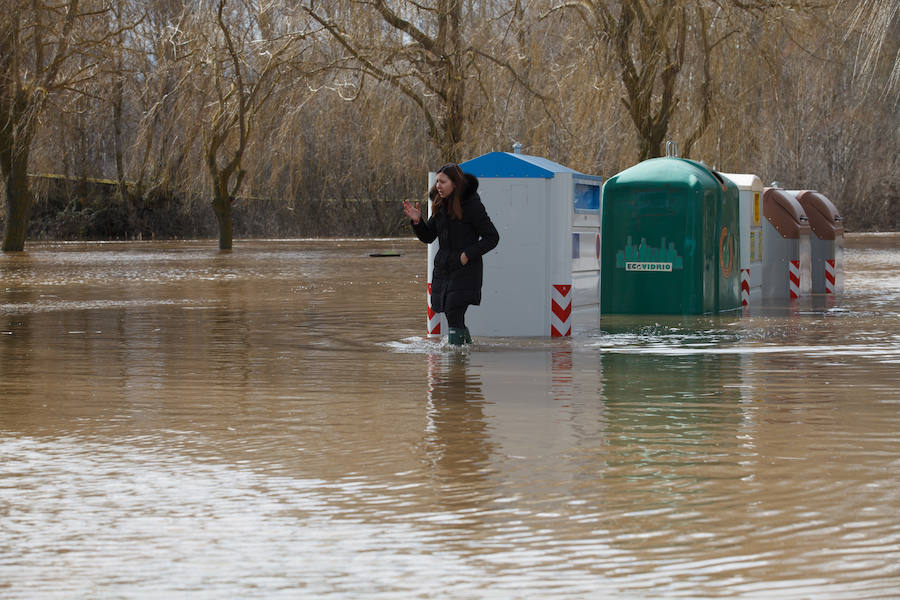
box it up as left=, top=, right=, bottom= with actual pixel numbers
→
left=403, top=163, right=500, bottom=345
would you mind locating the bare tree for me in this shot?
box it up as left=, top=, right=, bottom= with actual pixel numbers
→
left=146, top=0, right=316, bottom=249
left=304, top=0, right=541, bottom=162
left=0, top=0, right=143, bottom=249
left=108, top=0, right=141, bottom=205
left=121, top=1, right=202, bottom=207
left=1, top=1, right=83, bottom=250
left=845, top=0, right=899, bottom=99
left=543, top=0, right=789, bottom=162
left=201, top=0, right=315, bottom=249
left=543, top=0, right=682, bottom=161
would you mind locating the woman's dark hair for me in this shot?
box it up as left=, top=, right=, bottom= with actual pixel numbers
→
left=429, top=163, right=466, bottom=220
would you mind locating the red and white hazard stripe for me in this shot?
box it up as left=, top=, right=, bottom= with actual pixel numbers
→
left=825, top=259, right=836, bottom=294
left=789, top=260, right=801, bottom=300
left=550, top=284, right=572, bottom=337
left=426, top=282, right=441, bottom=336
left=741, top=268, right=751, bottom=307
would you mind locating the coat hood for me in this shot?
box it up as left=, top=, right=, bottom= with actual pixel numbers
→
left=463, top=172, right=479, bottom=197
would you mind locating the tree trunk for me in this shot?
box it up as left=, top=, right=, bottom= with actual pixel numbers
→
left=112, top=75, right=128, bottom=205
left=213, top=199, right=233, bottom=250
left=1, top=85, right=35, bottom=252
left=2, top=149, right=32, bottom=252
left=612, top=1, right=685, bottom=163
left=639, top=119, right=671, bottom=161
left=211, top=173, right=233, bottom=250
left=443, top=70, right=466, bottom=163
left=440, top=0, right=465, bottom=162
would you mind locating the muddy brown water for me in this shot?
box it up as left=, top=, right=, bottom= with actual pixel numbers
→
left=1, top=234, right=898, bottom=598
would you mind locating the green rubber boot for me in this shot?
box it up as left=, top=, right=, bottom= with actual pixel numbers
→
left=448, top=327, right=472, bottom=346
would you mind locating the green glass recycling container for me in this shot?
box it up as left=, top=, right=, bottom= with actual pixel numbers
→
left=601, top=158, right=741, bottom=314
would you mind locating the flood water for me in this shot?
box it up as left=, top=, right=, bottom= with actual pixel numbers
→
left=1, top=234, right=898, bottom=599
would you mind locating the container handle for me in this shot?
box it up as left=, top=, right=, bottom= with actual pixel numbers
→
left=665, top=140, right=679, bottom=157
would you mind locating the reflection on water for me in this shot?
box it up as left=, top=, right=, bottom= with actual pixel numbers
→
left=1, top=235, right=899, bottom=598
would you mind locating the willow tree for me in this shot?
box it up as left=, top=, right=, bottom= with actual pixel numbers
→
left=544, top=0, right=790, bottom=162
left=0, top=0, right=109, bottom=251
left=847, top=0, right=900, bottom=98
left=304, top=0, right=540, bottom=163
left=182, top=0, right=315, bottom=250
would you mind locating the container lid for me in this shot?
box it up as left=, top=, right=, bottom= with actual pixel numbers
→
left=793, top=190, right=843, bottom=240
left=605, top=157, right=733, bottom=194
left=763, top=188, right=811, bottom=239
left=460, top=151, right=581, bottom=179
left=720, top=173, right=764, bottom=192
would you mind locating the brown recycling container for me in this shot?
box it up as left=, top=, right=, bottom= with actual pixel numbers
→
left=794, top=190, right=844, bottom=294
left=794, top=191, right=843, bottom=239
left=762, top=188, right=812, bottom=301
left=764, top=188, right=810, bottom=239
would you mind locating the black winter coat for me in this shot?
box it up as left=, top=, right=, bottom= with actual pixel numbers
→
left=412, top=176, right=499, bottom=313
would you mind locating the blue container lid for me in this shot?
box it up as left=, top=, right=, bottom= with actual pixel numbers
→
left=460, top=151, right=582, bottom=179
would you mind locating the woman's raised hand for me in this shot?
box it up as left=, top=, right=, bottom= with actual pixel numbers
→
left=402, top=200, right=422, bottom=224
